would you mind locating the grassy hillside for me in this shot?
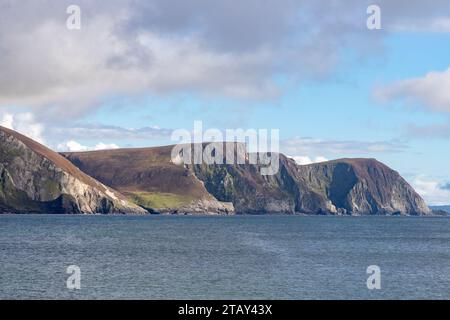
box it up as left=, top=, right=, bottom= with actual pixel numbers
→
left=62, top=146, right=219, bottom=211
left=62, top=144, right=431, bottom=215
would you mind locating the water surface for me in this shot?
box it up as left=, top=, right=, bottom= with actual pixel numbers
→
left=0, top=215, right=449, bottom=299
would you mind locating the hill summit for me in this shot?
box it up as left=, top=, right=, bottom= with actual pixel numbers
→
left=0, top=126, right=431, bottom=215
left=62, top=142, right=430, bottom=215
left=0, top=126, right=145, bottom=214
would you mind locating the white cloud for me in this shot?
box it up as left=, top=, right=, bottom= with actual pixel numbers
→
left=1, top=113, right=173, bottom=149
left=49, top=123, right=172, bottom=141
left=410, top=175, right=450, bottom=205
left=0, top=0, right=388, bottom=118
left=375, top=68, right=450, bottom=114
left=0, top=114, right=14, bottom=129
left=393, top=17, right=450, bottom=33
left=1, top=0, right=449, bottom=121
left=404, top=123, right=450, bottom=139
left=0, top=4, right=282, bottom=118
left=431, top=18, right=450, bottom=32
left=0, top=112, right=45, bottom=144
left=291, top=156, right=328, bottom=165
left=93, top=142, right=121, bottom=150
left=57, top=141, right=88, bottom=152
left=281, top=137, right=408, bottom=158
left=57, top=140, right=119, bottom=152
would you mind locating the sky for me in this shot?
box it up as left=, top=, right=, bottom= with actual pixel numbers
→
left=0, top=0, right=450, bottom=204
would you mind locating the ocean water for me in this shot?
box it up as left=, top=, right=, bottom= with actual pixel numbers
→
left=0, top=215, right=449, bottom=300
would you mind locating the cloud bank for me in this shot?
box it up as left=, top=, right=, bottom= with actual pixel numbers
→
left=411, top=175, right=450, bottom=205
left=3, top=0, right=450, bottom=120
left=56, top=140, right=120, bottom=152
left=0, top=112, right=45, bottom=144
left=281, top=137, right=408, bottom=158
left=376, top=68, right=450, bottom=114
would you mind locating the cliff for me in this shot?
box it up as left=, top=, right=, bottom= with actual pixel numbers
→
left=0, top=126, right=146, bottom=214
left=294, top=158, right=431, bottom=215
left=63, top=143, right=431, bottom=216
left=0, top=126, right=429, bottom=215
left=62, top=146, right=234, bottom=214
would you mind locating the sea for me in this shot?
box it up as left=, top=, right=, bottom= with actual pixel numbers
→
left=0, top=214, right=449, bottom=300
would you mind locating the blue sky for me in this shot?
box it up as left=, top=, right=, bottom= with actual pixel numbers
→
left=82, top=32, right=450, bottom=186
left=0, top=0, right=449, bottom=204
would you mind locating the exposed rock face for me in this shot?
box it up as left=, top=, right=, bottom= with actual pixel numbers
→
left=62, top=146, right=235, bottom=215
left=190, top=154, right=298, bottom=214
left=0, top=126, right=146, bottom=214
left=3, top=125, right=426, bottom=216
left=159, top=199, right=234, bottom=215
left=63, top=143, right=430, bottom=215
left=294, top=158, right=431, bottom=215
left=195, top=155, right=430, bottom=215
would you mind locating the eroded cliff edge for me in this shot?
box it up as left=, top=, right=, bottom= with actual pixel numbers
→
left=63, top=143, right=431, bottom=215
left=0, top=126, right=146, bottom=214
left=0, top=126, right=429, bottom=215
left=62, top=146, right=234, bottom=215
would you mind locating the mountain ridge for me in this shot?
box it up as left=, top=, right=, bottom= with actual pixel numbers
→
left=62, top=143, right=431, bottom=216
left=0, top=126, right=431, bottom=215
left=0, top=126, right=146, bottom=214
left=430, top=205, right=450, bottom=214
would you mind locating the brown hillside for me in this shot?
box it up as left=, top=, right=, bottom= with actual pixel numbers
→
left=61, top=145, right=213, bottom=200
left=62, top=144, right=430, bottom=215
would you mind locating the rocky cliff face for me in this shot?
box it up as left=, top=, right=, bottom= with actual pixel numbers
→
left=193, top=155, right=430, bottom=215
left=190, top=154, right=298, bottom=214
left=3, top=126, right=427, bottom=216
left=294, top=158, right=431, bottom=215
left=190, top=154, right=344, bottom=215
left=63, top=143, right=430, bottom=215
left=62, top=146, right=234, bottom=215
left=0, top=126, right=146, bottom=214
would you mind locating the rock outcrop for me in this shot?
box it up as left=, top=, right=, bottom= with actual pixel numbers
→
left=62, top=146, right=235, bottom=215
left=0, top=126, right=429, bottom=216
left=63, top=143, right=431, bottom=216
left=0, top=126, right=146, bottom=214
left=191, top=154, right=430, bottom=215
left=294, top=158, right=431, bottom=215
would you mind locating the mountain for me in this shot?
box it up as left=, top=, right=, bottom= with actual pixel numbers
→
left=190, top=152, right=430, bottom=215
left=429, top=205, right=450, bottom=214
left=61, top=145, right=234, bottom=214
left=62, top=143, right=431, bottom=216
left=0, top=126, right=146, bottom=214
left=0, top=126, right=430, bottom=215
left=295, top=158, right=431, bottom=215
